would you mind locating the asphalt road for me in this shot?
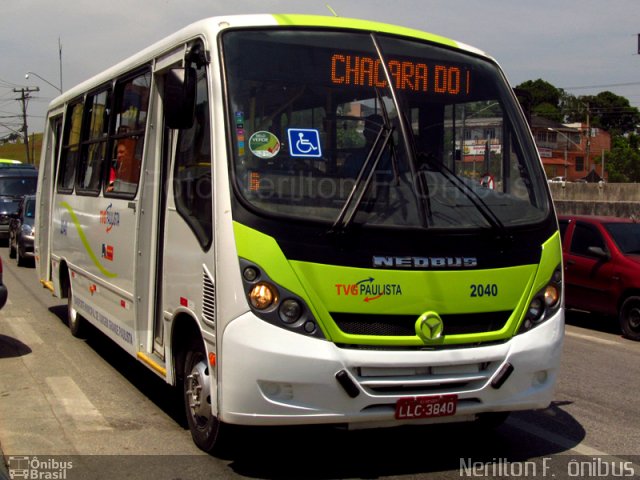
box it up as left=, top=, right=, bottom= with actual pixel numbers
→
left=1, top=247, right=639, bottom=479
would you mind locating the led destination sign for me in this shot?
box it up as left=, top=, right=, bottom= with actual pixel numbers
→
left=330, top=53, right=471, bottom=96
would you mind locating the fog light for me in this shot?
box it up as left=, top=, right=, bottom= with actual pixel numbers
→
left=534, top=370, right=548, bottom=386
left=249, top=282, right=278, bottom=310
left=279, top=298, right=302, bottom=324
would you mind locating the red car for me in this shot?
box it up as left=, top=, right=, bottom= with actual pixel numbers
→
left=559, top=215, right=640, bottom=340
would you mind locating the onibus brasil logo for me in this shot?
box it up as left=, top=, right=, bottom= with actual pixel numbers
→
left=335, top=277, right=402, bottom=302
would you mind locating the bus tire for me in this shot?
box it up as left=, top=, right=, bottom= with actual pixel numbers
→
left=183, top=338, right=223, bottom=453
left=67, top=277, right=86, bottom=338
left=619, top=296, right=640, bottom=341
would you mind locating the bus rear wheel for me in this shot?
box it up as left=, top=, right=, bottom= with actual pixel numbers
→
left=183, top=339, right=223, bottom=453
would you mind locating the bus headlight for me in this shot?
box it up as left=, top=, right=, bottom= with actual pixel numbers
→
left=518, top=266, right=562, bottom=334
left=239, top=258, right=325, bottom=339
left=249, top=282, right=278, bottom=310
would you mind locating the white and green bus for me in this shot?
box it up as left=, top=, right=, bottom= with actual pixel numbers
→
left=35, top=14, right=564, bottom=452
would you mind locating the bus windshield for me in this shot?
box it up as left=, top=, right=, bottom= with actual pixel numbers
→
left=223, top=30, right=549, bottom=229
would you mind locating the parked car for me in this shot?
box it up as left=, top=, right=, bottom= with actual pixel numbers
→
left=0, top=256, right=7, bottom=309
left=9, top=194, right=36, bottom=266
left=559, top=214, right=640, bottom=340
left=0, top=166, right=37, bottom=243
left=548, top=176, right=566, bottom=183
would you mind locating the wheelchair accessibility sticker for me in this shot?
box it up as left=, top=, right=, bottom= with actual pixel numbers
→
left=288, top=128, right=323, bottom=158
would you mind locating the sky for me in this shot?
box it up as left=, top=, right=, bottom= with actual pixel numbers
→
left=1, top=0, right=639, bottom=137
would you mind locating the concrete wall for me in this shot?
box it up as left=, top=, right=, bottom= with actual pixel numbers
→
left=549, top=183, right=640, bottom=217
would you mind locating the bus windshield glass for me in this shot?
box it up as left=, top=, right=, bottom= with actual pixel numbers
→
left=223, top=30, right=549, bottom=229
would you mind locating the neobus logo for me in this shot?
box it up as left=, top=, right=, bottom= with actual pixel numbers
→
left=99, top=203, right=120, bottom=233
left=372, top=256, right=478, bottom=269
left=335, top=277, right=402, bottom=303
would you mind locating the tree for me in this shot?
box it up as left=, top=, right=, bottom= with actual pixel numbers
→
left=582, top=91, right=640, bottom=135
left=560, top=91, right=588, bottom=123
left=515, top=79, right=563, bottom=122
left=604, top=134, right=640, bottom=182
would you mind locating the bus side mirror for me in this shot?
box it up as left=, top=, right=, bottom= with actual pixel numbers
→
left=162, top=67, right=196, bottom=129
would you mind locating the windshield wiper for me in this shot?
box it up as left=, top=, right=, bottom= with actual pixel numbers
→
left=330, top=124, right=393, bottom=232
left=419, top=153, right=509, bottom=238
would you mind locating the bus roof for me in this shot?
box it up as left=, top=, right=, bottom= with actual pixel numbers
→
left=46, top=14, right=492, bottom=111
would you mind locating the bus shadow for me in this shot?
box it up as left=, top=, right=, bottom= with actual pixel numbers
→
left=222, top=403, right=585, bottom=478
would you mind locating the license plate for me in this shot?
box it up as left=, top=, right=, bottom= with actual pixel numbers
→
left=395, top=394, right=458, bottom=420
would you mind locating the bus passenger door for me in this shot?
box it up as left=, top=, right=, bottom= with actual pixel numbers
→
left=136, top=58, right=181, bottom=362
left=35, top=112, right=63, bottom=285
left=135, top=106, right=172, bottom=361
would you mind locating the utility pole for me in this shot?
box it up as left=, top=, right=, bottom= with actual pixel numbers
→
left=584, top=103, right=591, bottom=174
left=12, top=87, right=39, bottom=164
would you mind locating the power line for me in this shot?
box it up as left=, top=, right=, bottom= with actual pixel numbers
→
left=561, top=81, right=640, bottom=90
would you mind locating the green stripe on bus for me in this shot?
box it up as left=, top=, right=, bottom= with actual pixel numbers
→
left=60, top=201, right=118, bottom=278
left=272, top=14, right=458, bottom=48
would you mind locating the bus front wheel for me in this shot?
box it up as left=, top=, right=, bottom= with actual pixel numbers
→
left=66, top=276, right=86, bottom=338
left=183, top=339, right=222, bottom=453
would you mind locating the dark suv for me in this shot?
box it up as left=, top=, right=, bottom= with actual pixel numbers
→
left=0, top=165, right=38, bottom=242
left=559, top=214, right=640, bottom=340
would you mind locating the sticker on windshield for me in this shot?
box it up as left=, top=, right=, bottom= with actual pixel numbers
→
left=288, top=128, right=322, bottom=158
left=248, top=131, right=281, bottom=159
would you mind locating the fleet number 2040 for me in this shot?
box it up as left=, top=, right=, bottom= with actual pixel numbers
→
left=470, top=283, right=498, bottom=297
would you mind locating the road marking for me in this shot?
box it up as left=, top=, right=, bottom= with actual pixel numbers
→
left=565, top=330, right=619, bottom=346
left=46, top=376, right=112, bottom=432
left=7, top=317, right=43, bottom=345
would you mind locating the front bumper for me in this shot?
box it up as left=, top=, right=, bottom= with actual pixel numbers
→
left=217, top=308, right=564, bottom=427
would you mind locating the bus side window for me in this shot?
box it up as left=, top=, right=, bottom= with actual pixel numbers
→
left=57, top=102, right=84, bottom=193
left=77, top=89, right=111, bottom=194
left=108, top=137, right=141, bottom=194
left=106, top=71, right=150, bottom=197
left=173, top=66, right=212, bottom=250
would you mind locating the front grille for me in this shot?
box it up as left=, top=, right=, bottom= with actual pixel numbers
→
left=331, top=311, right=512, bottom=337
left=352, top=361, right=500, bottom=396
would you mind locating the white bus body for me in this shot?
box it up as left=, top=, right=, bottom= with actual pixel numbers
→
left=36, top=14, right=564, bottom=452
